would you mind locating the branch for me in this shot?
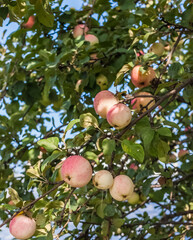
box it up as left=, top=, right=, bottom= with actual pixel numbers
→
left=0, top=181, right=64, bottom=229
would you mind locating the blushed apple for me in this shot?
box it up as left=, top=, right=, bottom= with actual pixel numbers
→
left=110, top=175, right=134, bottom=201
left=149, top=42, right=165, bottom=56
left=93, top=170, right=114, bottom=190
left=131, top=65, right=156, bottom=88
left=73, top=24, right=89, bottom=38
left=127, top=192, right=140, bottom=204
left=85, top=34, right=99, bottom=45
left=131, top=92, right=155, bottom=112
left=94, top=90, right=119, bottom=119
left=22, top=16, right=35, bottom=29
left=107, top=103, right=132, bottom=129
left=61, top=155, right=92, bottom=188
left=96, top=74, right=108, bottom=90
left=129, top=163, right=138, bottom=171
left=178, top=149, right=189, bottom=158
left=9, top=215, right=36, bottom=239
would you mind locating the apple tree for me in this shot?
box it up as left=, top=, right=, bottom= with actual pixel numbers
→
left=0, top=0, right=193, bottom=239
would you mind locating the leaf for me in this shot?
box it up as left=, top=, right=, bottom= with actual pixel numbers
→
left=157, top=140, right=170, bottom=162
left=102, top=139, right=115, bottom=156
left=157, top=127, right=172, bottom=137
left=101, top=220, right=110, bottom=236
left=26, top=168, right=40, bottom=178
left=84, top=151, right=99, bottom=164
left=80, top=113, right=99, bottom=128
left=37, top=137, right=59, bottom=152
left=136, top=169, right=153, bottom=182
left=168, top=62, right=184, bottom=79
left=112, top=218, right=125, bottom=228
left=122, top=139, right=144, bottom=163
left=155, top=81, right=177, bottom=95
left=41, top=151, right=65, bottom=172
left=35, top=0, right=54, bottom=27
left=96, top=203, right=107, bottom=219
left=0, top=7, right=9, bottom=20
left=114, top=63, right=132, bottom=86
left=63, top=119, right=80, bottom=142
left=8, top=188, right=22, bottom=205
left=104, top=204, right=116, bottom=217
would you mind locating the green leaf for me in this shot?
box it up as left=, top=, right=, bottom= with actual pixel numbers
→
left=41, top=151, right=65, bottom=172
left=26, top=167, right=40, bottom=178
left=112, top=218, right=125, bottom=228
left=157, top=127, right=172, bottom=137
left=122, top=139, right=144, bottom=163
left=35, top=0, right=54, bottom=27
left=0, top=7, right=9, bottom=20
left=104, top=204, right=116, bottom=217
left=102, top=139, right=116, bottom=156
left=136, top=169, right=153, bottom=182
left=157, top=140, right=170, bottom=162
left=101, top=220, right=109, bottom=236
left=96, top=203, right=107, bottom=219
left=80, top=113, right=99, bottom=128
left=168, top=63, right=184, bottom=79
left=8, top=188, right=22, bottom=206
left=63, top=119, right=80, bottom=141
left=84, top=151, right=99, bottom=164
left=37, top=137, right=59, bottom=152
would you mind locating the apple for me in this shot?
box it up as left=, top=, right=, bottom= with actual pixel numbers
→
left=94, top=90, right=119, bottom=119
left=129, top=163, right=138, bottom=171
left=136, top=50, right=144, bottom=57
left=131, top=65, right=156, bottom=88
left=93, top=170, right=114, bottom=190
left=178, top=149, right=189, bottom=158
left=127, top=192, right=140, bottom=204
left=131, top=92, right=155, bottom=112
left=73, top=24, right=89, bottom=38
left=9, top=215, right=36, bottom=239
left=149, top=42, right=165, bottom=56
left=90, top=53, right=98, bottom=63
left=85, top=34, right=99, bottom=45
left=61, top=155, right=92, bottom=188
left=96, top=74, right=108, bottom=90
left=107, top=103, right=132, bottom=129
left=22, top=16, right=35, bottom=29
left=109, top=175, right=134, bottom=201
left=8, top=200, right=15, bottom=206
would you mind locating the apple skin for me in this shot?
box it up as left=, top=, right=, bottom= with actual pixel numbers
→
left=131, top=65, right=156, bottom=88
left=9, top=215, right=36, bottom=240
left=73, top=24, right=89, bottom=38
left=149, top=42, right=165, bottom=56
left=96, top=74, right=108, bottom=90
left=61, top=155, right=92, bottom=188
left=85, top=34, right=99, bottom=45
left=131, top=92, right=155, bottom=112
left=129, top=163, right=138, bottom=171
left=93, top=170, right=114, bottom=190
left=178, top=149, right=189, bottom=158
left=107, top=103, right=132, bottom=129
left=23, top=16, right=35, bottom=29
left=127, top=192, right=140, bottom=205
left=94, top=90, right=119, bottom=119
left=109, top=175, right=134, bottom=201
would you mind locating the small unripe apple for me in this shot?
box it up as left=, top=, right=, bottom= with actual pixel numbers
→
left=107, top=103, right=132, bottom=129
left=61, top=155, right=92, bottom=188
left=131, top=92, right=155, bottom=112
left=73, top=24, right=89, bottom=38
left=93, top=170, right=114, bottom=190
left=9, top=215, right=36, bottom=239
left=96, top=74, right=108, bottom=90
left=127, top=192, right=140, bottom=205
left=22, top=16, right=35, bottom=29
left=85, top=34, right=99, bottom=45
left=178, top=149, right=189, bottom=158
left=129, top=163, right=138, bottom=171
left=131, top=65, right=156, bottom=88
left=149, top=42, right=165, bottom=56
left=110, top=175, right=134, bottom=201
left=94, top=90, right=119, bottom=119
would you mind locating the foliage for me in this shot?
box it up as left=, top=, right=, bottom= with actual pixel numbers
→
left=0, top=0, right=193, bottom=239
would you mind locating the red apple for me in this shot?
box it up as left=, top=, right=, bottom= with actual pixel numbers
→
left=22, top=16, right=35, bottom=29
left=131, top=92, right=155, bottom=112
left=136, top=50, right=144, bottom=57
left=93, top=170, right=114, bottom=190
left=131, top=65, right=156, bottom=88
left=110, top=175, right=134, bottom=201
left=94, top=90, right=119, bottom=119
left=73, top=24, right=89, bottom=38
left=129, top=163, right=138, bottom=171
left=61, top=155, right=92, bottom=188
left=9, top=215, right=36, bottom=239
left=85, top=34, right=99, bottom=45
left=107, top=103, right=132, bottom=129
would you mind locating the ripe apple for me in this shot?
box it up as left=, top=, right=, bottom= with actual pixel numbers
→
left=22, top=16, right=35, bottom=29
left=61, top=155, right=92, bottom=188
left=73, top=24, right=89, bottom=38
left=85, top=34, right=99, bottom=45
left=93, top=170, right=114, bottom=190
left=149, top=42, right=165, bottom=56
left=131, top=65, right=156, bottom=88
left=107, top=103, right=132, bottom=129
left=131, top=92, right=155, bottom=112
left=129, top=163, right=138, bottom=171
left=109, top=175, right=134, bottom=201
left=178, top=149, right=189, bottom=158
left=127, top=192, right=140, bottom=204
left=9, top=215, right=36, bottom=239
left=96, top=74, right=108, bottom=90
left=94, top=90, right=119, bottom=119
